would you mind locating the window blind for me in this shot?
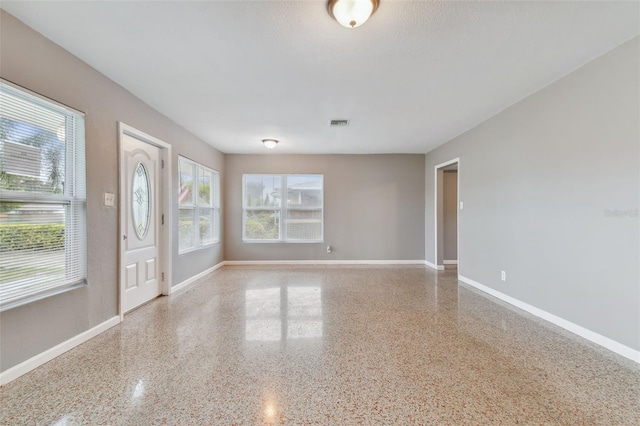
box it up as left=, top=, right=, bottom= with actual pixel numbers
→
left=0, top=80, right=86, bottom=311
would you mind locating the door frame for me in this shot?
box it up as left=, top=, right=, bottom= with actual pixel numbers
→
left=118, top=122, right=172, bottom=319
left=434, top=157, right=460, bottom=272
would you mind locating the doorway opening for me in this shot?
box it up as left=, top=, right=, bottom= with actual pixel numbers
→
left=434, top=158, right=459, bottom=271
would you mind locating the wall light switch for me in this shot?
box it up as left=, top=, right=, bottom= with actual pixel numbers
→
left=104, top=192, right=115, bottom=207
left=460, top=201, right=464, bottom=210
left=501, top=271, right=507, bottom=282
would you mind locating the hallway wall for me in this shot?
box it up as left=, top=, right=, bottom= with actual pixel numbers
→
left=425, top=37, right=640, bottom=353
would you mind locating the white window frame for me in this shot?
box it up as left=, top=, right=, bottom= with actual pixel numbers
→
left=0, top=79, right=86, bottom=311
left=242, top=174, right=324, bottom=243
left=178, top=156, right=220, bottom=254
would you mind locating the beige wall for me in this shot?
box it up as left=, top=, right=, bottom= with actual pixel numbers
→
left=225, top=154, right=425, bottom=261
left=0, top=11, right=224, bottom=371
left=425, top=37, right=640, bottom=351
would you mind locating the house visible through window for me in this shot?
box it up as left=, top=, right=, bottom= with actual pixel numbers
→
left=0, top=80, right=86, bottom=311
left=243, top=174, right=323, bottom=242
left=178, top=156, right=220, bottom=253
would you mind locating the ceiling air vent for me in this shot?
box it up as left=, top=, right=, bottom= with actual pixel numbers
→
left=329, top=119, right=350, bottom=127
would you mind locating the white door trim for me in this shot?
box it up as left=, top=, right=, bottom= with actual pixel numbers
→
left=118, top=122, right=172, bottom=319
left=434, top=157, right=460, bottom=272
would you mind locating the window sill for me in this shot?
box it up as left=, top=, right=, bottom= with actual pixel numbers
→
left=178, top=241, right=221, bottom=255
left=0, top=280, right=87, bottom=313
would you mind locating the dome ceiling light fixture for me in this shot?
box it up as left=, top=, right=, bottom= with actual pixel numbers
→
left=328, top=0, right=380, bottom=29
left=262, top=139, right=279, bottom=149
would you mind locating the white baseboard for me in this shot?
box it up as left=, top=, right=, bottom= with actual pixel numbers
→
left=458, top=275, right=640, bottom=364
left=0, top=316, right=120, bottom=385
left=424, top=260, right=445, bottom=270
left=223, top=260, right=426, bottom=266
left=170, top=261, right=225, bottom=294
left=443, top=260, right=458, bottom=265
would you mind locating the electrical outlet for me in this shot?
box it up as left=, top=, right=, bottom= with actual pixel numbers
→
left=327, top=245, right=332, bottom=254
left=501, top=271, right=506, bottom=282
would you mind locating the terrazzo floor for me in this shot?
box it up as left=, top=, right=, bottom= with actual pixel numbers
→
left=1, top=265, right=639, bottom=425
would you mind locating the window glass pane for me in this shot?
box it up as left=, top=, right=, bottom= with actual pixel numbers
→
left=286, top=175, right=323, bottom=241
left=213, top=172, right=220, bottom=209
left=286, top=175, right=322, bottom=208
left=178, top=208, right=195, bottom=251
left=199, top=207, right=215, bottom=244
left=244, top=209, right=280, bottom=240
left=213, top=173, right=220, bottom=242
left=244, top=175, right=281, bottom=208
left=213, top=207, right=220, bottom=242
left=286, top=209, right=322, bottom=241
left=198, top=168, right=212, bottom=207
left=0, top=203, right=66, bottom=292
left=178, top=159, right=194, bottom=206
left=0, top=91, right=67, bottom=195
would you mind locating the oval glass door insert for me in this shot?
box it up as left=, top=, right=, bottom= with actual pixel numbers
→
left=132, top=162, right=151, bottom=239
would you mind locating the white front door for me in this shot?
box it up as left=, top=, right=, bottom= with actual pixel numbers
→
left=121, top=133, right=162, bottom=313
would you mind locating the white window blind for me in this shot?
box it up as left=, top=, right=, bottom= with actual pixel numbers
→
left=243, top=174, right=323, bottom=242
left=178, top=156, right=220, bottom=253
left=0, top=80, right=86, bottom=311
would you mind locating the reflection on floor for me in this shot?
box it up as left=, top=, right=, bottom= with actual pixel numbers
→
left=1, top=265, right=639, bottom=424
left=245, top=283, right=323, bottom=342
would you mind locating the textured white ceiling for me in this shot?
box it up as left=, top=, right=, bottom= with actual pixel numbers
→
left=2, top=1, right=638, bottom=154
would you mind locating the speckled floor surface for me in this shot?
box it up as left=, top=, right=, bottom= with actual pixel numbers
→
left=1, top=265, right=639, bottom=425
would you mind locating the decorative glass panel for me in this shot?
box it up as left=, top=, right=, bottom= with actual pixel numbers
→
left=132, top=162, right=151, bottom=239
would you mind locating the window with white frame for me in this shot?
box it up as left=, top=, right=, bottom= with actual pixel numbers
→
left=178, top=156, right=220, bottom=253
left=243, top=174, right=323, bottom=242
left=0, top=80, right=86, bottom=311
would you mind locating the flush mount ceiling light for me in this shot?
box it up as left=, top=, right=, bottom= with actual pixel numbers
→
left=328, top=0, right=379, bottom=28
left=262, top=139, right=279, bottom=149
